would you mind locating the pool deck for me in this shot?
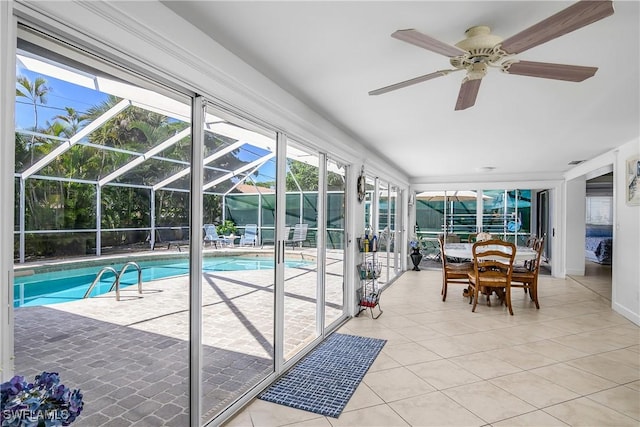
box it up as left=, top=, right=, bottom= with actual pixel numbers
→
left=13, top=246, right=347, bottom=426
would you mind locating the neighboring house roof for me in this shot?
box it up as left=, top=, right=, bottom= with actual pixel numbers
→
left=233, top=183, right=275, bottom=194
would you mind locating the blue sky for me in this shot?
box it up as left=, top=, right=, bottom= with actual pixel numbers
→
left=15, top=68, right=108, bottom=130
left=15, top=65, right=279, bottom=183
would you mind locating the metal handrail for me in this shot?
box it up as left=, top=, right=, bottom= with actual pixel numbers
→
left=84, top=266, right=118, bottom=299
left=109, top=262, right=143, bottom=299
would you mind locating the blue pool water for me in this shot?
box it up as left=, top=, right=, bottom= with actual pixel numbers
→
left=14, top=257, right=310, bottom=308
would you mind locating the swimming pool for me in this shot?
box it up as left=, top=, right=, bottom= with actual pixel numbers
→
left=14, top=257, right=311, bottom=308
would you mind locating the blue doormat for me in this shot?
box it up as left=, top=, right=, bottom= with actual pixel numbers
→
left=258, top=333, right=386, bottom=418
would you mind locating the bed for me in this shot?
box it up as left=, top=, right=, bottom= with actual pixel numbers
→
left=585, top=224, right=613, bottom=265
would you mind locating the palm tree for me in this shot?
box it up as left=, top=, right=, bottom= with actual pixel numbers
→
left=16, top=75, right=51, bottom=162
left=54, top=106, right=87, bottom=137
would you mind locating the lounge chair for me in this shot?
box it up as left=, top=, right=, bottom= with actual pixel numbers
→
left=287, top=223, right=308, bottom=248
left=203, top=224, right=222, bottom=248
left=240, top=224, right=258, bottom=246
left=152, top=227, right=190, bottom=252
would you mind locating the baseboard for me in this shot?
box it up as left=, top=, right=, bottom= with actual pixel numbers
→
left=612, top=302, right=640, bottom=326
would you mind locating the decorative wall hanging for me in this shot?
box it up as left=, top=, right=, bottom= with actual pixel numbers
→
left=626, top=155, right=640, bottom=206
left=357, top=166, right=366, bottom=203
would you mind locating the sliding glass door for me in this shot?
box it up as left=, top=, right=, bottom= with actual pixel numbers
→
left=282, top=140, right=320, bottom=361
left=324, top=158, right=346, bottom=329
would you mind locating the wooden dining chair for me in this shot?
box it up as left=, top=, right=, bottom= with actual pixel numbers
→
left=438, top=236, right=474, bottom=302
left=511, top=236, right=544, bottom=309
left=467, top=239, right=516, bottom=315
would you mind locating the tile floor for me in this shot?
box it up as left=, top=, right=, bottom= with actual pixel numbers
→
left=568, top=261, right=612, bottom=301
left=224, top=269, right=639, bottom=427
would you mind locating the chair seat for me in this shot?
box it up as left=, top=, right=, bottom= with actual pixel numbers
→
left=513, top=266, right=531, bottom=274
left=467, top=274, right=508, bottom=286
left=511, top=271, right=535, bottom=281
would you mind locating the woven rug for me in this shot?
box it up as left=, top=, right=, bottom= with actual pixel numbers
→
left=258, top=333, right=386, bottom=418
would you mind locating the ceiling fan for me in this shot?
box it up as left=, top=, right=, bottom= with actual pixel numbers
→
left=368, top=0, right=614, bottom=110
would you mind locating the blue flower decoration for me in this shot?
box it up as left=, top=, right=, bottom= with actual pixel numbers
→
left=1, top=372, right=83, bottom=426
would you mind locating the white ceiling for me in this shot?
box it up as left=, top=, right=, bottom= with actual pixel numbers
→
left=162, top=1, right=639, bottom=182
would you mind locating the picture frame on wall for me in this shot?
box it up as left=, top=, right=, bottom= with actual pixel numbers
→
left=626, top=155, right=640, bottom=206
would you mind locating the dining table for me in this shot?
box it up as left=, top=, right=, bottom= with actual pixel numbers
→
left=444, top=242, right=537, bottom=263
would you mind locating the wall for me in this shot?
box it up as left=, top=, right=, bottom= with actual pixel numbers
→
left=565, top=139, right=640, bottom=325
left=565, top=176, right=586, bottom=276
left=612, top=140, right=640, bottom=324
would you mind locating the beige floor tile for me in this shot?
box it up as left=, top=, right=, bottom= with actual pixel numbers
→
left=237, top=399, right=323, bottom=427
left=283, top=417, right=333, bottom=426
left=389, top=391, right=486, bottom=426
left=485, top=345, right=558, bottom=370
left=448, top=351, right=523, bottom=380
left=382, top=341, right=442, bottom=366
left=598, top=348, right=640, bottom=369
left=568, top=354, right=640, bottom=384
left=341, top=383, right=385, bottom=412
left=550, top=332, right=625, bottom=354
left=368, top=351, right=402, bottom=372
left=544, top=397, right=638, bottom=426
left=425, top=320, right=484, bottom=337
left=375, top=315, right=422, bottom=330
left=347, top=327, right=413, bottom=346
left=492, top=410, right=570, bottom=426
left=331, top=403, right=409, bottom=426
left=415, top=336, right=470, bottom=358
left=516, top=340, right=589, bottom=362
left=223, top=409, right=254, bottom=427
left=442, top=381, right=536, bottom=424
left=626, top=380, right=640, bottom=391
left=396, top=325, right=447, bottom=342
left=489, top=371, right=580, bottom=408
left=529, top=363, right=617, bottom=395
left=223, top=262, right=637, bottom=426
left=363, top=366, right=436, bottom=402
left=407, top=359, right=482, bottom=390
left=587, top=385, right=640, bottom=420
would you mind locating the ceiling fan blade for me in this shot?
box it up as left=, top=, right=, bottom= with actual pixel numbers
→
left=455, top=79, right=482, bottom=111
left=505, top=60, right=597, bottom=82
left=392, top=29, right=467, bottom=57
left=500, top=0, right=614, bottom=54
left=368, top=69, right=459, bottom=96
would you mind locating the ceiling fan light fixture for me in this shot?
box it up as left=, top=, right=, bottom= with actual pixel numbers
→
left=369, top=0, right=614, bottom=110
left=466, top=62, right=488, bottom=80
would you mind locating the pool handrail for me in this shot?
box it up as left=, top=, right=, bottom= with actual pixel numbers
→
left=111, top=261, right=143, bottom=298
left=84, top=266, right=118, bottom=300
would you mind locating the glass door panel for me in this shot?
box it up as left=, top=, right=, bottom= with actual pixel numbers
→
left=282, top=141, right=319, bottom=361
left=324, top=159, right=346, bottom=328
left=200, top=106, right=277, bottom=420
left=13, top=41, right=193, bottom=424
left=377, top=180, right=390, bottom=286
left=482, top=190, right=531, bottom=244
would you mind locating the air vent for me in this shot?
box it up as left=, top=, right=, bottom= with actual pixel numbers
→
left=568, top=160, right=585, bottom=165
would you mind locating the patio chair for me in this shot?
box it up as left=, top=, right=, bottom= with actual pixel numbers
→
left=240, top=224, right=258, bottom=246
left=152, top=227, right=189, bottom=252
left=203, top=224, right=222, bottom=248
left=287, top=223, right=308, bottom=248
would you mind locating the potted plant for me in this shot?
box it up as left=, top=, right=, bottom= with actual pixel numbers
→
left=217, top=220, right=237, bottom=237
